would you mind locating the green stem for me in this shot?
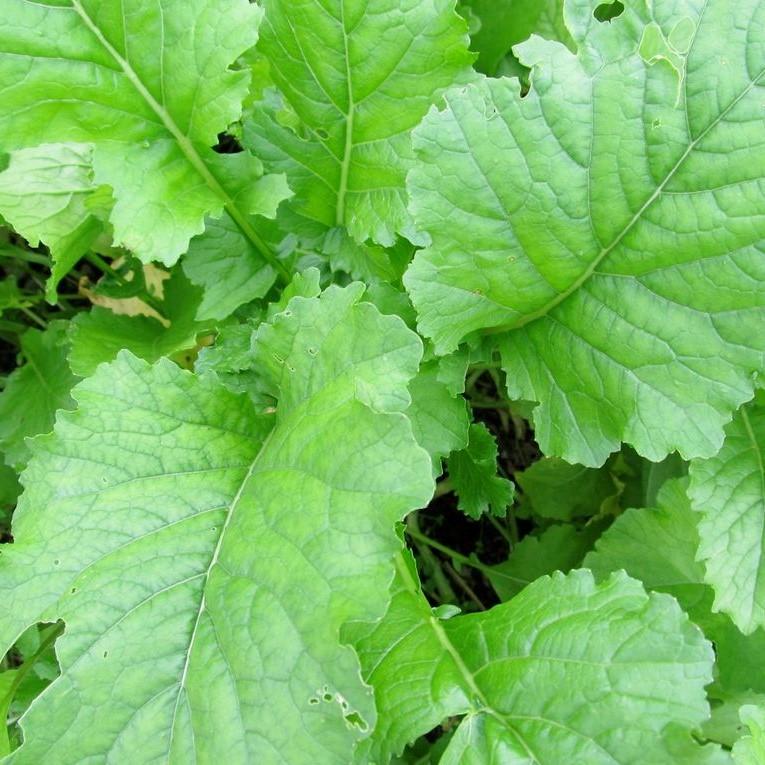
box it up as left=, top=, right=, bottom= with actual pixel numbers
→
left=85, top=253, right=168, bottom=319
left=486, top=514, right=514, bottom=547
left=1, top=624, right=63, bottom=718
left=406, top=516, right=457, bottom=604
left=406, top=526, right=526, bottom=585
left=0, top=246, right=50, bottom=266
left=18, top=306, right=46, bottom=329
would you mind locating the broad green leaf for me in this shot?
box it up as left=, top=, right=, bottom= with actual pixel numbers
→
left=247, top=0, right=474, bottom=245
left=733, top=706, right=765, bottom=765
left=447, top=423, right=513, bottom=518
left=0, top=144, right=105, bottom=301
left=408, top=360, right=470, bottom=474
left=585, top=478, right=765, bottom=697
left=516, top=456, right=617, bottom=520
left=0, top=0, right=288, bottom=267
left=462, top=0, right=574, bottom=74
left=0, top=285, right=433, bottom=762
left=488, top=522, right=603, bottom=601
left=689, top=393, right=765, bottom=634
left=0, top=323, right=78, bottom=470
left=356, top=564, right=715, bottom=763
left=68, top=268, right=209, bottom=376
left=405, top=0, right=765, bottom=466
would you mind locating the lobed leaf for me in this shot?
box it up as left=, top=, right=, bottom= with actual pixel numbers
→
left=0, top=286, right=433, bottom=763
left=0, top=0, right=289, bottom=266
left=247, top=0, right=475, bottom=245
left=405, top=0, right=765, bottom=465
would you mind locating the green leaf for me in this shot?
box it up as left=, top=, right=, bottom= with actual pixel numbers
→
left=356, top=563, right=715, bottom=763
left=0, top=0, right=288, bottom=267
left=68, top=268, right=208, bottom=376
left=689, top=392, right=765, bottom=634
left=0, top=144, right=105, bottom=301
left=405, top=1, right=765, bottom=466
left=0, top=285, right=433, bottom=762
left=488, top=522, right=603, bottom=601
left=462, top=0, right=573, bottom=74
left=181, top=175, right=293, bottom=322
left=733, top=706, right=765, bottom=765
left=585, top=478, right=765, bottom=698
left=247, top=0, right=474, bottom=245
left=408, top=360, right=470, bottom=474
left=516, top=456, right=617, bottom=521
left=447, top=423, right=513, bottom=519
left=0, top=323, right=78, bottom=469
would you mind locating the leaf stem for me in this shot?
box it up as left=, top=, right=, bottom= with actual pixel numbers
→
left=1, top=623, right=63, bottom=720
left=405, top=525, right=525, bottom=585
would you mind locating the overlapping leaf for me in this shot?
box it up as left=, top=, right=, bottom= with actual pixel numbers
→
left=247, top=0, right=475, bottom=245
left=405, top=0, right=765, bottom=466
left=0, top=144, right=107, bottom=301
left=0, top=285, right=433, bottom=763
left=355, top=563, right=716, bottom=763
left=689, top=392, right=765, bottom=635
left=0, top=0, right=290, bottom=266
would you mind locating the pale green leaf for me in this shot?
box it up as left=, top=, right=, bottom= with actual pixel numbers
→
left=0, top=0, right=287, bottom=267
left=447, top=423, right=513, bottom=519
left=0, top=323, right=78, bottom=469
left=734, top=706, right=765, bottom=765
left=356, top=565, right=715, bottom=764
left=408, top=360, right=470, bottom=474
left=0, top=285, right=433, bottom=762
left=585, top=478, right=765, bottom=698
left=247, top=0, right=474, bottom=245
left=68, top=268, right=209, bottom=376
left=0, top=144, right=105, bottom=301
left=689, top=392, right=765, bottom=634
left=405, top=0, right=765, bottom=466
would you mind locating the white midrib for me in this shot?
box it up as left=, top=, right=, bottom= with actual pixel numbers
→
left=488, top=62, right=765, bottom=336
left=164, top=427, right=275, bottom=760
left=69, top=0, right=290, bottom=282
left=335, top=0, right=355, bottom=227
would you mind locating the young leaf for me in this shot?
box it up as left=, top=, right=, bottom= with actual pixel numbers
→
left=0, top=286, right=433, bottom=762
left=247, top=0, right=475, bottom=245
left=356, top=563, right=716, bottom=763
left=0, top=144, right=105, bottom=302
left=447, top=423, right=513, bottom=518
left=0, top=323, right=78, bottom=470
left=405, top=0, right=765, bottom=466
left=0, top=0, right=289, bottom=267
left=688, top=393, right=765, bottom=635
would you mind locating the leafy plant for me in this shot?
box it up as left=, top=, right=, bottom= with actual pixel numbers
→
left=0, top=0, right=764, bottom=762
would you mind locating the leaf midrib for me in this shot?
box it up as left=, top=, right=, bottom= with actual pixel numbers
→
left=489, top=61, right=765, bottom=336
left=69, top=0, right=289, bottom=283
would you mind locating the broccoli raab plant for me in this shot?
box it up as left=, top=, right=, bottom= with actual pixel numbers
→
left=1, top=0, right=765, bottom=762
